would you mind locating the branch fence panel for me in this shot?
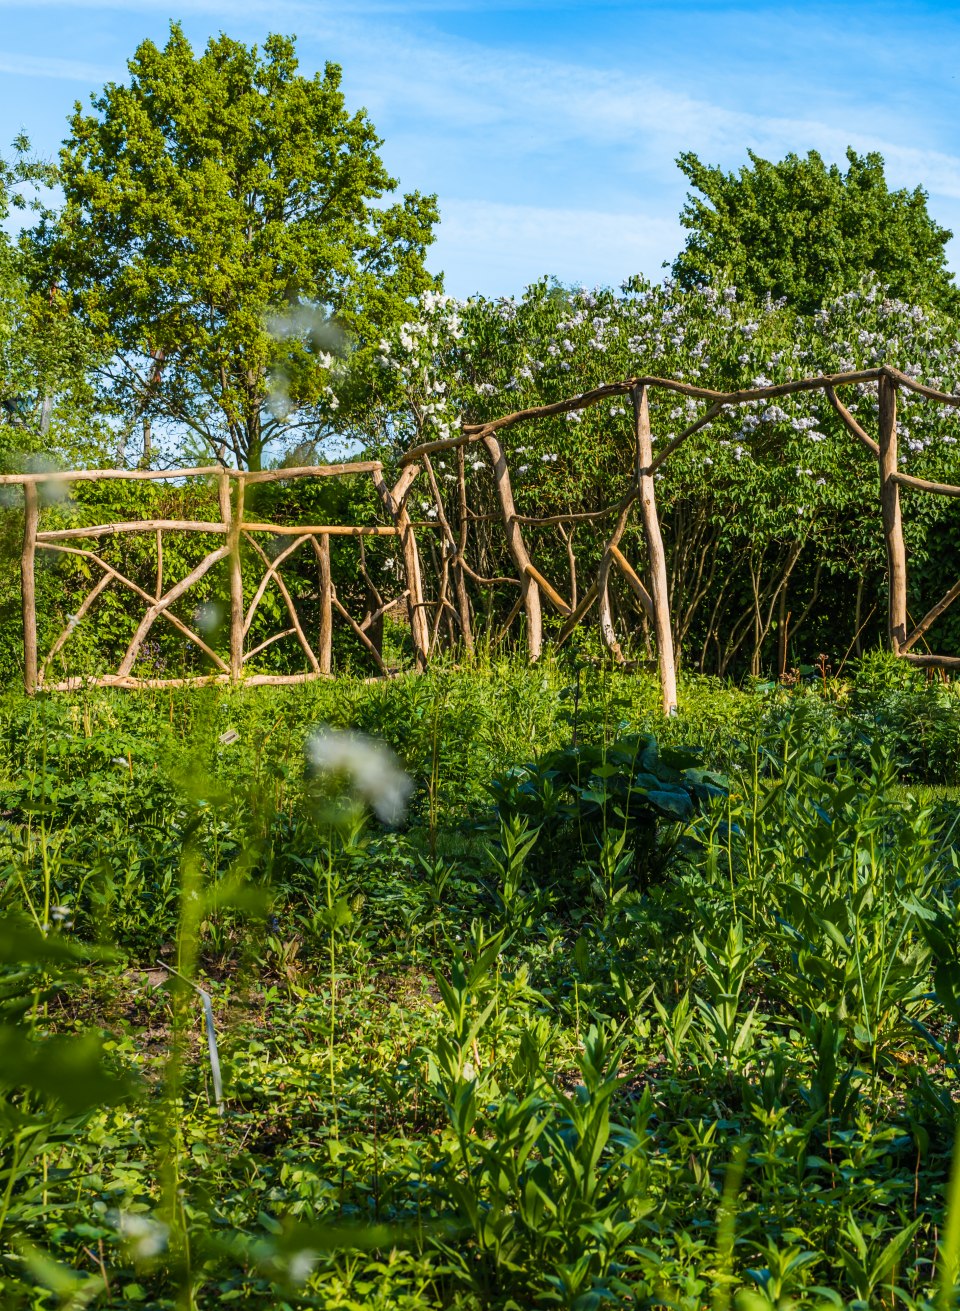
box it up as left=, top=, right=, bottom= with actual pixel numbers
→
left=10, top=364, right=960, bottom=712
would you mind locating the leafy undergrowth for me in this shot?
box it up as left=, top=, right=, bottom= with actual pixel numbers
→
left=3, top=659, right=960, bottom=1308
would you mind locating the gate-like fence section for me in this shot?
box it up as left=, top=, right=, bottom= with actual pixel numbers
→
left=13, top=459, right=431, bottom=692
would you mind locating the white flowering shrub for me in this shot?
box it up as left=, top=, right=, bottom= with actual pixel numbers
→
left=372, top=275, right=960, bottom=673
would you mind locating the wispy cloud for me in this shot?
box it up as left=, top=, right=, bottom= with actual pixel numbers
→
left=0, top=1, right=957, bottom=290
left=0, top=50, right=115, bottom=81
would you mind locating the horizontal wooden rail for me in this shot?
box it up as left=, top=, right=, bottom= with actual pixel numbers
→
left=399, top=368, right=888, bottom=464
left=0, top=460, right=382, bottom=486
left=243, top=523, right=401, bottom=537
left=39, top=520, right=227, bottom=541
left=892, top=472, right=960, bottom=497
left=38, top=521, right=404, bottom=541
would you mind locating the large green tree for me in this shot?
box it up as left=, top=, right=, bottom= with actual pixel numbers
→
left=0, top=137, right=101, bottom=462
left=32, top=24, right=440, bottom=470
left=671, top=148, right=958, bottom=315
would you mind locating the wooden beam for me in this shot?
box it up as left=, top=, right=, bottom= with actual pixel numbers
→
left=648, top=402, right=725, bottom=476
left=0, top=460, right=382, bottom=487
left=555, top=581, right=599, bottom=648
left=892, top=471, right=960, bottom=498
left=883, top=365, right=960, bottom=407
left=220, top=471, right=245, bottom=680
left=484, top=433, right=542, bottom=660
left=21, top=482, right=38, bottom=694
left=901, top=577, right=960, bottom=652
left=372, top=466, right=430, bottom=668
left=36, top=543, right=228, bottom=672
left=312, top=535, right=334, bottom=675
left=634, top=385, right=678, bottom=715
left=243, top=535, right=312, bottom=637
left=523, top=562, right=571, bottom=615
left=878, top=374, right=907, bottom=653
left=38, top=520, right=227, bottom=541
left=824, top=385, right=880, bottom=458
left=331, top=592, right=389, bottom=676
left=398, top=369, right=885, bottom=464
left=900, top=652, right=960, bottom=670
left=115, top=545, right=233, bottom=677
left=609, top=544, right=654, bottom=622
left=243, top=533, right=320, bottom=675
left=38, top=573, right=113, bottom=687
left=243, top=628, right=297, bottom=662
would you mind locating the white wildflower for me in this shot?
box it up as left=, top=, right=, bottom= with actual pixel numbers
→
left=112, top=1211, right=170, bottom=1260
left=288, top=1249, right=318, bottom=1284
left=195, top=602, right=223, bottom=635
left=307, top=729, right=413, bottom=825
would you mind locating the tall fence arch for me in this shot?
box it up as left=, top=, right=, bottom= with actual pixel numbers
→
left=9, top=363, right=960, bottom=711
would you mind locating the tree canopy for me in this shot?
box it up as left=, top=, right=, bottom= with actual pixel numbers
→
left=671, top=148, right=958, bottom=315
left=0, top=138, right=101, bottom=461
left=32, top=24, right=440, bottom=470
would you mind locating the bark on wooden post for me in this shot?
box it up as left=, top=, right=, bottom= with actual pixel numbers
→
left=316, top=532, right=333, bottom=675
left=373, top=465, right=430, bottom=669
left=454, top=445, right=474, bottom=651
left=482, top=433, right=542, bottom=661
left=596, top=504, right=633, bottom=665
left=878, top=373, right=907, bottom=652
left=21, top=481, right=38, bottom=695
left=219, top=471, right=245, bottom=680
left=632, top=385, right=678, bottom=716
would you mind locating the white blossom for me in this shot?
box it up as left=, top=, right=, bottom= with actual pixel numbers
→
left=307, top=729, right=413, bottom=826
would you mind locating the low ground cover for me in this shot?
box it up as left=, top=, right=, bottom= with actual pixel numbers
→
left=3, top=654, right=960, bottom=1308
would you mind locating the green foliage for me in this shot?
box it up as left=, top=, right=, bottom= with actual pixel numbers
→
left=672, top=147, right=959, bottom=314
left=487, top=729, right=728, bottom=889
left=0, top=138, right=105, bottom=467
left=0, top=667, right=956, bottom=1304
left=31, top=24, right=439, bottom=469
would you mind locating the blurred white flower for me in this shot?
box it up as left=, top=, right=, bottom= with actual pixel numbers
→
left=195, top=602, right=223, bottom=635
left=289, top=1249, right=318, bottom=1284
left=111, top=1211, right=169, bottom=1260
left=307, top=729, right=413, bottom=825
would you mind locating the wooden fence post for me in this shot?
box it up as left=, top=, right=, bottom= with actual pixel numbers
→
left=219, top=471, right=245, bottom=680
left=632, top=385, right=678, bottom=716
left=316, top=532, right=333, bottom=674
left=21, top=481, right=38, bottom=695
left=878, top=373, right=907, bottom=653
left=482, top=433, right=542, bottom=661
left=373, top=465, right=430, bottom=669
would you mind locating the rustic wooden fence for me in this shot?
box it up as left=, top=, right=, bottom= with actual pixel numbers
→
left=9, top=364, right=960, bottom=711
left=12, top=459, right=434, bottom=693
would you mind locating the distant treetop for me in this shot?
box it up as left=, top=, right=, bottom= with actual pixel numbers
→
left=671, top=147, right=958, bottom=316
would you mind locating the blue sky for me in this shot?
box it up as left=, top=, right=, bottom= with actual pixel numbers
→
left=1, top=0, right=958, bottom=298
